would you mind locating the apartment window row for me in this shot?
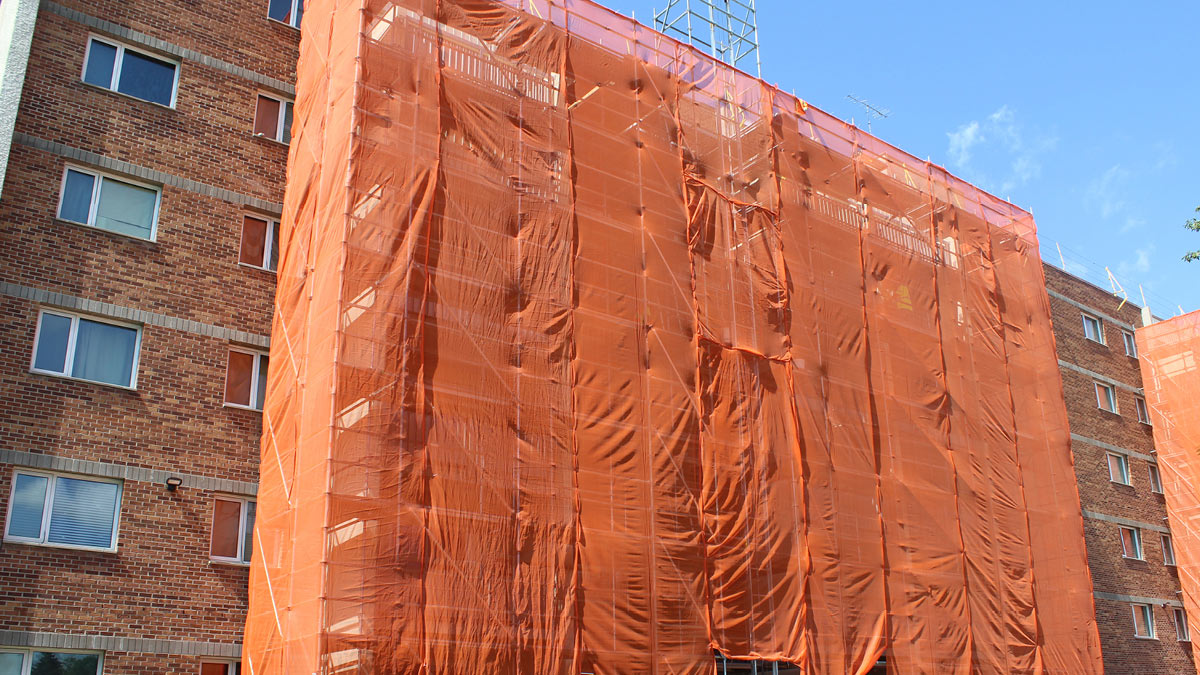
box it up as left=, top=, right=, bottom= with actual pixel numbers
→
left=1080, top=311, right=1138, bottom=358
left=80, top=34, right=295, bottom=137
left=4, top=468, right=255, bottom=564
left=56, top=163, right=282, bottom=274
left=0, top=648, right=102, bottom=675
left=0, top=648, right=238, bottom=674
left=1132, top=603, right=1190, bottom=642
left=1118, top=525, right=1175, bottom=566
left=32, top=309, right=269, bottom=416
left=1106, top=453, right=1164, bottom=493
left=1093, top=381, right=1151, bottom=425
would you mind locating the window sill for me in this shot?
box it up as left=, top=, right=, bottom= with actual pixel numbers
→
left=1133, top=636, right=1159, bottom=641
left=1109, top=480, right=1133, bottom=487
left=1122, top=555, right=1146, bottom=562
left=2, top=537, right=117, bottom=554
left=1084, top=337, right=1106, bottom=346
left=1097, top=407, right=1121, bottom=416
left=223, top=402, right=263, bottom=413
left=237, top=261, right=278, bottom=275
left=210, top=557, right=251, bottom=568
left=251, top=131, right=291, bottom=148
left=56, top=218, right=157, bottom=245
left=267, top=17, right=302, bottom=32
left=80, top=79, right=176, bottom=110
left=30, top=368, right=137, bottom=392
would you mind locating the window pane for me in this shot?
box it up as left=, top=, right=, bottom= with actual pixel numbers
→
left=282, top=101, right=293, bottom=144
left=116, top=50, right=175, bottom=105
left=295, top=0, right=304, bottom=26
left=33, top=312, right=73, bottom=374
left=211, top=499, right=242, bottom=559
left=72, top=319, right=137, bottom=386
left=0, top=652, right=22, bottom=675
left=240, top=216, right=268, bottom=266
left=254, top=354, right=269, bottom=410
left=0, top=653, right=22, bottom=675
left=201, top=664, right=230, bottom=675
left=268, top=223, right=280, bottom=271
left=1135, top=606, right=1150, bottom=636
left=95, top=177, right=157, bottom=239
left=243, top=501, right=256, bottom=562
left=225, top=351, right=255, bottom=406
left=268, top=0, right=293, bottom=22
left=46, top=477, right=119, bottom=548
left=59, top=169, right=95, bottom=224
left=83, top=40, right=117, bottom=87
left=8, top=473, right=49, bottom=539
left=254, top=95, right=281, bottom=138
left=31, top=652, right=99, bottom=674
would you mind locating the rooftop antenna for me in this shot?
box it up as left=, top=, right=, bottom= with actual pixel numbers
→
left=846, top=94, right=890, bottom=133
left=654, top=0, right=763, bottom=77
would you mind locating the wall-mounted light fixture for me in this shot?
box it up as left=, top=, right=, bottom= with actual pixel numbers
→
left=165, top=476, right=183, bottom=492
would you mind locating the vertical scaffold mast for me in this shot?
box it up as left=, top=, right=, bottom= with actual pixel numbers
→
left=653, top=0, right=762, bottom=77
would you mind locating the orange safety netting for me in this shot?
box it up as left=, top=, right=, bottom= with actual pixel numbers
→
left=244, top=0, right=1103, bottom=672
left=1138, top=310, right=1200, bottom=673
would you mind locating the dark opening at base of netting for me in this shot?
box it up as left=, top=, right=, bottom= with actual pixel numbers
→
left=715, top=652, right=887, bottom=674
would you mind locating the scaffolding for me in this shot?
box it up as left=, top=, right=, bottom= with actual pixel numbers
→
left=654, top=0, right=761, bottom=76
left=243, top=0, right=1105, bottom=672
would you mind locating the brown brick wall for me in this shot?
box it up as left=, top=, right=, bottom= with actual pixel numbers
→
left=0, top=0, right=293, bottom=667
left=1045, top=263, right=1194, bottom=674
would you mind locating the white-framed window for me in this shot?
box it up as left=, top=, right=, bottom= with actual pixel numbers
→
left=57, top=165, right=161, bottom=241
left=1122, top=330, right=1138, bottom=357
left=267, top=0, right=304, bottom=28
left=1149, top=464, right=1164, bottom=494
left=210, top=496, right=256, bottom=564
left=1095, top=382, right=1118, bottom=413
left=1107, top=453, right=1131, bottom=485
left=82, top=35, right=178, bottom=107
left=1175, top=608, right=1190, bottom=642
left=3, top=469, right=122, bottom=552
left=1120, top=526, right=1143, bottom=560
left=202, top=661, right=242, bottom=675
left=31, top=309, right=141, bottom=389
left=1163, top=534, right=1177, bottom=566
left=1082, top=313, right=1104, bottom=344
left=1135, top=396, right=1151, bottom=425
left=253, top=94, right=294, bottom=144
left=0, top=648, right=104, bottom=674
left=224, top=348, right=269, bottom=411
left=239, top=215, right=279, bottom=272
left=1133, top=603, right=1156, bottom=639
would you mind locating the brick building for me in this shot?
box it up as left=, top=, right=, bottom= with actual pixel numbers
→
left=0, top=0, right=1186, bottom=672
left=0, top=0, right=298, bottom=671
left=1045, top=262, right=1194, bottom=674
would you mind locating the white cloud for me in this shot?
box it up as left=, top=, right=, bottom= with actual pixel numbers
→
left=947, top=121, right=982, bottom=167
left=945, top=105, right=1057, bottom=194
left=1116, top=244, right=1156, bottom=280
left=1086, top=164, right=1130, bottom=220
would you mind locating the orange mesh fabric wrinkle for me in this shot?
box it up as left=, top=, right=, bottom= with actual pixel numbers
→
left=1138, top=311, right=1200, bottom=675
left=243, top=0, right=1104, bottom=672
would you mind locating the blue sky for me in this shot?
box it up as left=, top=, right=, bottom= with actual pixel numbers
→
left=595, top=0, right=1200, bottom=314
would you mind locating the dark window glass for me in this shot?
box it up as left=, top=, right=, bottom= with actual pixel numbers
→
left=31, top=652, right=99, bottom=674
left=117, top=50, right=175, bottom=105
left=33, top=313, right=72, bottom=373
left=59, top=169, right=95, bottom=223
left=268, top=0, right=293, bottom=23
left=82, top=41, right=117, bottom=87
left=282, top=101, right=294, bottom=143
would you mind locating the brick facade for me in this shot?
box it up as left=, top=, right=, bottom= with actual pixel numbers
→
left=0, top=0, right=294, bottom=671
left=1045, top=263, right=1195, bottom=674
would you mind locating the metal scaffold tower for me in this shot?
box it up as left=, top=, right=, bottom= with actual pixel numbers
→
left=653, top=0, right=762, bottom=77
